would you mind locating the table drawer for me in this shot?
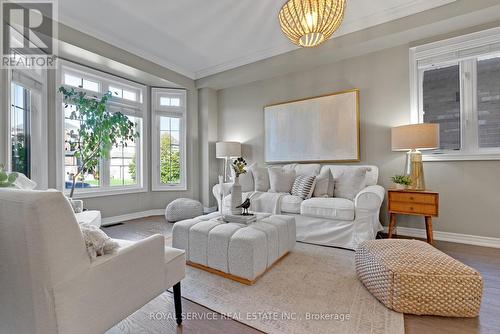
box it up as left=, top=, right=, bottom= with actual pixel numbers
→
left=389, top=201, right=438, bottom=216
left=389, top=192, right=437, bottom=205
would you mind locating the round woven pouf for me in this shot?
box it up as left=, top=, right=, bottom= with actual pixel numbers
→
left=165, top=198, right=203, bottom=223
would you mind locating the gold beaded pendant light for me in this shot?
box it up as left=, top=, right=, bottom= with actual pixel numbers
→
left=278, top=0, right=346, bottom=47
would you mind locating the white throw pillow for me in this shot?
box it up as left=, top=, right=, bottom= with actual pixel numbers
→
left=79, top=223, right=119, bottom=260
left=291, top=175, right=316, bottom=199
left=268, top=167, right=295, bottom=193
left=231, top=162, right=255, bottom=192
left=251, top=165, right=271, bottom=192
left=334, top=167, right=371, bottom=200
left=313, top=168, right=334, bottom=198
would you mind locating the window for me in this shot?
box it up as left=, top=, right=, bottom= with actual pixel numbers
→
left=410, top=27, right=500, bottom=160
left=57, top=61, right=147, bottom=197
left=152, top=88, right=186, bottom=191
left=5, top=69, right=47, bottom=188
left=10, top=82, right=31, bottom=177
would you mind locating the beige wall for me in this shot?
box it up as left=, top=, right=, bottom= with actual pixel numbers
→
left=216, top=44, right=500, bottom=239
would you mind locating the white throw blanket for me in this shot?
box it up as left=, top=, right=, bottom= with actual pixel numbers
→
left=247, top=191, right=287, bottom=214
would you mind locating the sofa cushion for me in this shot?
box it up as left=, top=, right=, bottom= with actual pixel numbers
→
left=281, top=195, right=303, bottom=214
left=301, top=197, right=355, bottom=221
left=313, top=168, right=334, bottom=198
left=291, top=175, right=316, bottom=199
left=251, top=165, right=270, bottom=192
left=283, top=163, right=321, bottom=177
left=321, top=165, right=379, bottom=187
left=334, top=167, right=371, bottom=200
left=268, top=167, right=295, bottom=193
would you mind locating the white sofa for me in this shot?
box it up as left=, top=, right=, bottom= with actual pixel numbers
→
left=0, top=189, right=186, bottom=334
left=213, top=164, right=385, bottom=249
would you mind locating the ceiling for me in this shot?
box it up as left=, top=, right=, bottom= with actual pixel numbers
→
left=59, top=0, right=456, bottom=80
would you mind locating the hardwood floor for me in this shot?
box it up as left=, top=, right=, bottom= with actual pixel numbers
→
left=103, top=216, right=500, bottom=334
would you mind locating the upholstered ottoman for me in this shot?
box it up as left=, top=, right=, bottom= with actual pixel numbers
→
left=172, top=213, right=296, bottom=284
left=355, top=239, right=483, bottom=317
left=165, top=198, right=203, bottom=222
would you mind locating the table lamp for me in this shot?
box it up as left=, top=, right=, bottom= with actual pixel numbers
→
left=391, top=124, right=439, bottom=191
left=216, top=141, right=241, bottom=182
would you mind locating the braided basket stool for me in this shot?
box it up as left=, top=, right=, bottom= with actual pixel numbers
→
left=355, top=239, right=483, bottom=317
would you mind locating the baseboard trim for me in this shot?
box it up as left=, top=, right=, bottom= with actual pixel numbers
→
left=102, top=209, right=164, bottom=226
left=383, top=226, right=500, bottom=249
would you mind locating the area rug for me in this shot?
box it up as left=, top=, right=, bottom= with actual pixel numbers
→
left=177, top=242, right=404, bottom=334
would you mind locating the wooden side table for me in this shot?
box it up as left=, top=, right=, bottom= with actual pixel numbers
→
left=387, top=189, right=439, bottom=244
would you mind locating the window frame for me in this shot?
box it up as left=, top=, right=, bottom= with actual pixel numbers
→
left=3, top=68, right=48, bottom=188
left=56, top=60, right=148, bottom=198
left=410, top=27, right=500, bottom=161
left=151, top=88, right=187, bottom=191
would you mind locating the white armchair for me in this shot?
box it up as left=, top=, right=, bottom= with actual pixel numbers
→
left=0, top=189, right=185, bottom=334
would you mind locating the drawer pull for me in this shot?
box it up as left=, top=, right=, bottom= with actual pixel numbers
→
left=409, top=206, right=414, bottom=210
left=409, top=196, right=414, bottom=200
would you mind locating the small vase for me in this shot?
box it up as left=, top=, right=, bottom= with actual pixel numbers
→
left=231, top=176, right=242, bottom=215
left=394, top=183, right=407, bottom=190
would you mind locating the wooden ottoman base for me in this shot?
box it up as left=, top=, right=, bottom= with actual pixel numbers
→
left=355, top=239, right=483, bottom=317
left=187, top=251, right=289, bottom=285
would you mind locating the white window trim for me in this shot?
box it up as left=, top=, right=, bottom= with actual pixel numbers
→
left=5, top=69, right=48, bottom=189
left=56, top=60, right=148, bottom=198
left=410, top=26, right=500, bottom=161
left=151, top=88, right=187, bottom=191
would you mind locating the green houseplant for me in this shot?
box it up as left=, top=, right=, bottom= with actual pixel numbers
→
left=391, top=175, right=412, bottom=190
left=0, top=164, right=18, bottom=187
left=59, top=87, right=139, bottom=198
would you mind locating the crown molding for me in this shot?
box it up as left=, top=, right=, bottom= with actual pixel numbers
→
left=58, top=14, right=197, bottom=80
left=58, top=1, right=457, bottom=81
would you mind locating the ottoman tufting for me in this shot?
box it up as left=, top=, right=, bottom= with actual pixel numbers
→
left=172, top=212, right=296, bottom=284
left=355, top=239, right=483, bottom=317
left=165, top=198, right=203, bottom=222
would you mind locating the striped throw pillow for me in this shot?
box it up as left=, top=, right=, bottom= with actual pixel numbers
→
left=291, top=175, right=317, bottom=199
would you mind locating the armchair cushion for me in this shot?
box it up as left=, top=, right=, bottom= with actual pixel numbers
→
left=79, top=224, right=119, bottom=260
left=301, top=197, right=355, bottom=221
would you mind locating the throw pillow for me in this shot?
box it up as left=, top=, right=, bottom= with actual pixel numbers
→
left=79, top=223, right=119, bottom=260
left=231, top=162, right=255, bottom=192
left=251, top=165, right=271, bottom=192
left=334, top=167, right=371, bottom=200
left=291, top=175, right=317, bottom=199
left=268, top=167, right=296, bottom=193
left=313, top=169, right=334, bottom=198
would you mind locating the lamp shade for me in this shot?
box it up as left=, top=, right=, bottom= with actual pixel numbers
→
left=216, top=141, right=241, bottom=158
left=391, top=124, right=440, bottom=151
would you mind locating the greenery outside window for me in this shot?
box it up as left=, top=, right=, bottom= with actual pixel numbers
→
left=57, top=60, right=147, bottom=197
left=152, top=88, right=186, bottom=191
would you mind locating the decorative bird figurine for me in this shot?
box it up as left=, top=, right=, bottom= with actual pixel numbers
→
left=236, top=198, right=251, bottom=215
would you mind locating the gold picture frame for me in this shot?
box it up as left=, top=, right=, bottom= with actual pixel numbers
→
left=264, top=89, right=360, bottom=163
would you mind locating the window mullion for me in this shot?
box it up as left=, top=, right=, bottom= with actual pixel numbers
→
left=460, top=59, right=478, bottom=153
